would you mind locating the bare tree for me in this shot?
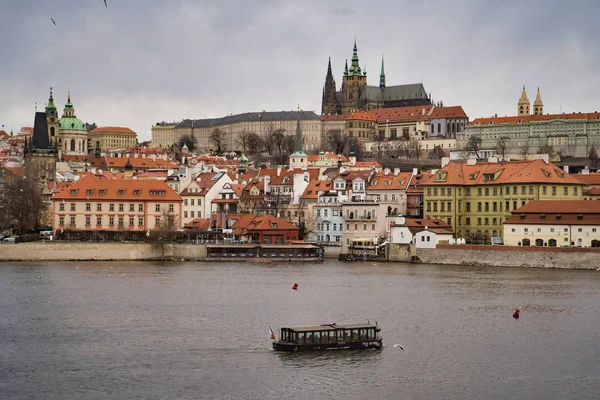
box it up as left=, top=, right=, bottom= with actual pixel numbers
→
left=210, top=128, right=224, bottom=153
left=246, top=132, right=262, bottom=154
left=519, top=140, right=530, bottom=160
left=260, top=130, right=276, bottom=154
left=0, top=176, right=46, bottom=234
left=272, top=128, right=287, bottom=154
left=496, top=136, right=509, bottom=159
left=283, top=135, right=295, bottom=154
left=324, top=129, right=348, bottom=154
left=428, top=145, right=446, bottom=159
left=285, top=199, right=316, bottom=240
left=236, top=129, right=252, bottom=153
left=537, top=144, right=555, bottom=158
left=400, top=138, right=421, bottom=159
left=466, top=134, right=483, bottom=159
left=589, top=145, right=599, bottom=171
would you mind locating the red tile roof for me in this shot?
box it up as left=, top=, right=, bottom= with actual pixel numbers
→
left=301, top=180, right=333, bottom=199
left=505, top=200, right=600, bottom=225
left=470, top=112, right=600, bottom=126
left=572, top=173, right=600, bottom=186
left=370, top=105, right=434, bottom=123
left=106, top=157, right=177, bottom=169
left=89, top=127, right=136, bottom=135
left=184, top=218, right=210, bottom=230
left=52, top=174, right=182, bottom=201
left=421, top=159, right=583, bottom=186
left=346, top=111, right=375, bottom=121
left=307, top=152, right=349, bottom=163
left=368, top=172, right=413, bottom=190
left=429, top=106, right=468, bottom=119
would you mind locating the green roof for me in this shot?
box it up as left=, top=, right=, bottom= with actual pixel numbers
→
left=59, top=117, right=86, bottom=131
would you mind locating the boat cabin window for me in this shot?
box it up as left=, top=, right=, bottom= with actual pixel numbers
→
left=298, top=332, right=305, bottom=343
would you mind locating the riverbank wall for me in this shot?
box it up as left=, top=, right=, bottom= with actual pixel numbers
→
left=0, top=243, right=207, bottom=262
left=388, top=243, right=600, bottom=269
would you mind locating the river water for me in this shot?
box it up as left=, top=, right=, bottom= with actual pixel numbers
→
left=1, top=260, right=599, bottom=400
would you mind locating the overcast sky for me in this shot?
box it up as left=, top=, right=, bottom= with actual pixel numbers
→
left=1, top=0, right=598, bottom=141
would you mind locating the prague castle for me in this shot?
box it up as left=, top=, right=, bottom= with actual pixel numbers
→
left=321, top=39, right=431, bottom=115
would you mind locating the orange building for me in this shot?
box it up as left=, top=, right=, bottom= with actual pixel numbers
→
left=51, top=174, right=182, bottom=232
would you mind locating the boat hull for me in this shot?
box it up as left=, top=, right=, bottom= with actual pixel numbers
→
left=273, top=340, right=382, bottom=352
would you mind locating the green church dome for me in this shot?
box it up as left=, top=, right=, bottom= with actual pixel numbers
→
left=59, top=117, right=86, bottom=131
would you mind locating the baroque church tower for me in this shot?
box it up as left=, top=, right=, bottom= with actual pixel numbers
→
left=518, top=85, right=530, bottom=116
left=321, top=57, right=338, bottom=115
left=341, top=38, right=367, bottom=114
left=533, top=87, right=543, bottom=115
left=46, top=87, right=59, bottom=146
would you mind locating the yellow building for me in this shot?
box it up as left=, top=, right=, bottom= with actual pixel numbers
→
left=151, top=123, right=177, bottom=149
left=421, top=158, right=584, bottom=243
left=89, top=126, right=137, bottom=152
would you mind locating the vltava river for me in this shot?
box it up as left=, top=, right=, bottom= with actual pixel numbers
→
left=1, top=260, right=599, bottom=399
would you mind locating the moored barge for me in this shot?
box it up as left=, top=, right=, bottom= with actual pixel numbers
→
left=272, top=322, right=382, bottom=352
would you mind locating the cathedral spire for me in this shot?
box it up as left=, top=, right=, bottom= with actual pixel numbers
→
left=350, top=37, right=361, bottom=76
left=379, top=55, right=386, bottom=89
left=322, top=57, right=338, bottom=115
left=326, top=57, right=333, bottom=79
left=533, top=87, right=544, bottom=115
left=344, top=59, right=349, bottom=77
left=518, top=85, right=530, bottom=116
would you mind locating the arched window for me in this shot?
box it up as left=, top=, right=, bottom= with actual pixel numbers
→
left=548, top=239, right=557, bottom=247
left=430, top=124, right=434, bottom=134
left=50, top=127, right=55, bottom=137
left=522, top=238, right=531, bottom=246
left=70, top=139, right=75, bottom=152
left=535, top=238, right=543, bottom=247
left=437, top=123, right=441, bottom=133
left=452, top=121, right=456, bottom=133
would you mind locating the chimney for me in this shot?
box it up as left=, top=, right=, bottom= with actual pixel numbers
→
left=442, top=157, right=451, bottom=168
left=488, top=157, right=498, bottom=163
left=277, top=167, right=282, bottom=176
left=563, top=165, right=570, bottom=174
left=394, top=168, right=400, bottom=176
left=384, top=168, right=391, bottom=175
left=264, top=175, right=270, bottom=193
left=412, top=167, right=418, bottom=176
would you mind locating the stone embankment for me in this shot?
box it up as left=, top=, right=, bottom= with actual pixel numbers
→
left=389, top=243, right=600, bottom=269
left=0, top=242, right=207, bottom=262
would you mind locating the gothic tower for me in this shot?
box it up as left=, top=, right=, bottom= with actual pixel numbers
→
left=379, top=55, right=386, bottom=89
left=518, top=85, right=530, bottom=116
left=45, top=87, right=59, bottom=146
left=321, top=57, right=338, bottom=115
left=533, top=87, right=543, bottom=115
left=341, top=38, right=367, bottom=114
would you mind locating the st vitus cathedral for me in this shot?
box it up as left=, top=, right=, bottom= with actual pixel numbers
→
left=321, top=38, right=432, bottom=115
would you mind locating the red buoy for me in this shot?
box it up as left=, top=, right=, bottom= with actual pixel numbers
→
left=513, top=309, right=520, bottom=319
left=292, top=283, right=298, bottom=290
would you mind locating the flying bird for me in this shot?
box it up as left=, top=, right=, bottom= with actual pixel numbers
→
left=50, top=18, right=56, bottom=25
left=394, top=344, right=404, bottom=350
left=104, top=0, right=107, bottom=7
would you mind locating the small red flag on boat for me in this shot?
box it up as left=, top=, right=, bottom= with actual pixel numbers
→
left=269, top=326, right=276, bottom=341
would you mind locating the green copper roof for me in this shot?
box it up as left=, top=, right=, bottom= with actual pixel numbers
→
left=59, top=117, right=86, bottom=131
left=238, top=153, right=248, bottom=162
left=46, top=87, right=57, bottom=112
left=291, top=120, right=306, bottom=157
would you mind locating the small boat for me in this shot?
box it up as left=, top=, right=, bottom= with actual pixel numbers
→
left=272, top=322, right=382, bottom=352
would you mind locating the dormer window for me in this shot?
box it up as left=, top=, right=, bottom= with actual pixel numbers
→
left=150, top=191, right=157, bottom=196
left=99, top=190, right=106, bottom=195
left=271, top=223, right=277, bottom=228
left=133, top=190, right=141, bottom=196
left=70, top=189, right=78, bottom=195
left=118, top=190, right=125, bottom=196
left=86, top=189, right=94, bottom=195
left=159, top=191, right=165, bottom=196
left=482, top=173, right=495, bottom=182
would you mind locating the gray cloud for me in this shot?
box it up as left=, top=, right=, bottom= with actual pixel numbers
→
left=1, top=0, right=599, bottom=140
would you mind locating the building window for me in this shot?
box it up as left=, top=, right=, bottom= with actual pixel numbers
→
left=578, top=228, right=583, bottom=232
left=119, top=203, right=124, bottom=212
left=109, top=217, right=114, bottom=226
left=447, top=188, right=452, bottom=196
left=465, top=188, right=471, bottom=196
left=70, top=217, right=75, bottom=226
left=138, top=204, right=143, bottom=212
left=511, top=228, right=515, bottom=232
left=97, top=203, right=102, bottom=212
left=85, top=217, right=90, bottom=225
left=191, top=199, right=195, bottom=206
left=59, top=203, right=65, bottom=211
left=466, top=202, right=471, bottom=212
left=97, top=217, right=102, bottom=225
left=447, top=202, right=451, bottom=212
left=191, top=211, right=195, bottom=218
left=465, top=217, right=471, bottom=225
left=529, top=186, right=534, bottom=195
left=169, top=204, right=174, bottom=212
left=478, top=188, right=482, bottom=196
left=477, top=202, right=482, bottom=212
left=574, top=187, right=578, bottom=195
left=434, top=188, right=438, bottom=196
left=433, top=202, right=438, bottom=212
left=129, top=217, right=134, bottom=226
left=129, top=204, right=135, bottom=212
left=484, top=218, right=489, bottom=225
left=155, top=217, right=160, bottom=226
left=184, top=211, right=188, bottom=218
left=59, top=217, right=64, bottom=225
left=477, top=218, right=482, bottom=226
left=70, top=203, right=76, bottom=211
left=542, top=186, right=547, bottom=195
left=109, top=203, right=115, bottom=212
left=155, top=204, right=160, bottom=212
left=138, top=217, right=144, bottom=226
left=85, top=203, right=91, bottom=211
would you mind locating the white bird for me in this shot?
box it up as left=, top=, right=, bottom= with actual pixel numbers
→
left=394, top=344, right=404, bottom=350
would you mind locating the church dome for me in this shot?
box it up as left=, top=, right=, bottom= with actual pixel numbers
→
left=59, top=117, right=86, bottom=131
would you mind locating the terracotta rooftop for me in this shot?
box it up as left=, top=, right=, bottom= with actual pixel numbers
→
left=370, top=105, right=434, bottom=123
left=429, top=106, right=468, bottom=119
left=470, top=111, right=600, bottom=126
left=505, top=200, right=600, bottom=225
left=301, top=180, right=334, bottom=199
left=89, top=127, right=137, bottom=135
left=421, top=159, right=584, bottom=186
left=572, top=173, right=600, bottom=186
left=52, top=174, right=182, bottom=201
left=346, top=111, right=375, bottom=121
left=368, top=171, right=413, bottom=190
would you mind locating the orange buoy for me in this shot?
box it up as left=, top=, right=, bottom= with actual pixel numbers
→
left=292, top=283, right=298, bottom=290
